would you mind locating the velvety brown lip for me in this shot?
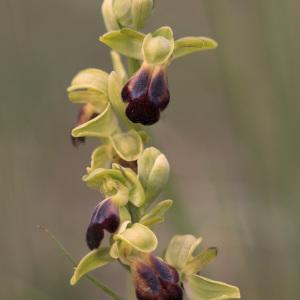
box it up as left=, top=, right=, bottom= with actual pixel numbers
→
left=121, top=63, right=170, bottom=126
left=132, top=255, right=183, bottom=300
left=86, top=199, right=120, bottom=250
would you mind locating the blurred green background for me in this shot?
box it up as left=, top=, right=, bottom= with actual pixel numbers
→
left=1, top=0, right=299, bottom=299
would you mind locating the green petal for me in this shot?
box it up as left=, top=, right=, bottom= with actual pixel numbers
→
left=115, top=223, right=157, bottom=253
left=110, top=130, right=144, bottom=162
left=173, top=37, right=218, bottom=60
left=71, top=104, right=120, bottom=138
left=183, top=247, right=218, bottom=276
left=101, top=0, right=120, bottom=31
left=142, top=26, right=174, bottom=64
left=140, top=199, right=173, bottom=226
left=100, top=29, right=145, bottom=60
left=138, top=147, right=170, bottom=204
left=67, top=68, right=109, bottom=110
left=87, top=145, right=113, bottom=174
left=165, top=235, right=202, bottom=271
left=131, top=0, right=154, bottom=29
left=185, top=275, right=241, bottom=300
left=70, top=248, right=113, bottom=286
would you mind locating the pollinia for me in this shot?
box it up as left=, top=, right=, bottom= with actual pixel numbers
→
left=67, top=1, right=241, bottom=299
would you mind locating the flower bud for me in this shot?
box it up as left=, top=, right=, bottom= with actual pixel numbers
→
left=71, top=104, right=99, bottom=147
left=86, top=199, right=120, bottom=250
left=113, top=0, right=154, bottom=29
left=131, top=254, right=183, bottom=300
left=121, top=63, right=170, bottom=125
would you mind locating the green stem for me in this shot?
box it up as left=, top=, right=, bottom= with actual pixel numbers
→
left=38, top=226, right=125, bottom=300
left=127, top=58, right=141, bottom=76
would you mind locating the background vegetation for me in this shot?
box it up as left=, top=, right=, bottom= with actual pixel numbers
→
left=1, top=0, right=299, bottom=299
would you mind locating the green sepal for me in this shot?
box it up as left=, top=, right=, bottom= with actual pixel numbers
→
left=138, top=147, right=170, bottom=204
left=86, top=144, right=113, bottom=174
left=83, top=168, right=128, bottom=194
left=165, top=235, right=203, bottom=271
left=71, top=104, right=120, bottom=138
left=142, top=26, right=174, bottom=64
left=67, top=68, right=109, bottom=110
left=101, top=0, right=120, bottom=31
left=110, top=130, right=144, bottom=162
left=100, top=29, right=145, bottom=60
left=70, top=247, right=113, bottom=286
left=182, top=247, right=218, bottom=277
left=139, top=199, right=173, bottom=226
left=131, top=0, right=154, bottom=29
left=184, top=274, right=241, bottom=300
left=173, top=37, right=218, bottom=60
left=114, top=223, right=158, bottom=253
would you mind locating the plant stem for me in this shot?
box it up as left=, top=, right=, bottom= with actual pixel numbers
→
left=38, top=226, right=125, bottom=300
left=127, top=58, right=141, bottom=76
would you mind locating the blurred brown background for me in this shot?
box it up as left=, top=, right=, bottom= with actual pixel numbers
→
left=1, top=0, right=299, bottom=299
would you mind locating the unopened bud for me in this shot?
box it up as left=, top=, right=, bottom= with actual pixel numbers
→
left=113, top=0, right=154, bottom=29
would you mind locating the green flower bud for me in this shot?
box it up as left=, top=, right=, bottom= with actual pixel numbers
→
left=101, top=0, right=120, bottom=31
left=113, top=0, right=154, bottom=29
left=138, top=147, right=170, bottom=204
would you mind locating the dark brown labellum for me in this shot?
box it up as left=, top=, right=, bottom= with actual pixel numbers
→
left=121, top=63, right=170, bottom=126
left=126, top=98, right=160, bottom=125
left=86, top=199, right=120, bottom=250
left=132, top=255, right=183, bottom=300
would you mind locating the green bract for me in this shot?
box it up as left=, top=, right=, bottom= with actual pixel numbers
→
left=70, top=247, right=113, bottom=285
left=138, top=147, right=170, bottom=204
